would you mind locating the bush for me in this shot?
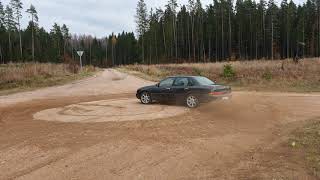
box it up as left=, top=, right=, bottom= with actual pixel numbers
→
left=222, top=64, right=236, bottom=79
left=262, top=71, right=273, bottom=81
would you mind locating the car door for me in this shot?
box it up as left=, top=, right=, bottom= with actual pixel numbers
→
left=172, top=77, right=191, bottom=101
left=151, top=77, right=175, bottom=101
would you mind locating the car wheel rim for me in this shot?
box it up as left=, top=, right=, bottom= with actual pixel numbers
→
left=141, top=93, right=151, bottom=104
left=187, top=96, right=197, bottom=108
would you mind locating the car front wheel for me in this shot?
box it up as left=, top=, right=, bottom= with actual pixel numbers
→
left=140, top=92, right=152, bottom=104
left=186, top=94, right=199, bottom=108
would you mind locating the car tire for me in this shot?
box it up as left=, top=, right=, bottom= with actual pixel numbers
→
left=186, top=94, right=199, bottom=108
left=140, top=92, right=152, bottom=104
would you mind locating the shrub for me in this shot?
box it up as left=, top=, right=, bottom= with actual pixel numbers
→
left=262, top=71, right=273, bottom=81
left=222, top=64, right=236, bottom=79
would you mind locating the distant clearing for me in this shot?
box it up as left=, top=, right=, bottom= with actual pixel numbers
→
left=119, top=58, right=320, bottom=92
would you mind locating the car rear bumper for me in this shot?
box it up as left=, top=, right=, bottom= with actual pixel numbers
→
left=202, top=93, right=232, bottom=102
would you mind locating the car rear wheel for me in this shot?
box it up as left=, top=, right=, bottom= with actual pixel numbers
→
left=186, top=95, right=199, bottom=108
left=140, top=92, right=152, bottom=104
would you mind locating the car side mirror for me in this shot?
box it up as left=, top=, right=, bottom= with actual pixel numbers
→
left=156, top=83, right=160, bottom=87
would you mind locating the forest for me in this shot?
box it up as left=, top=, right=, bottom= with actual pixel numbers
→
left=0, top=0, right=319, bottom=67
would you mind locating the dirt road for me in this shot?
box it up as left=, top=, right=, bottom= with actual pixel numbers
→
left=0, top=69, right=320, bottom=180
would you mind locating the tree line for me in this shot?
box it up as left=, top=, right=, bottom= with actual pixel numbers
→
left=0, top=0, right=319, bottom=67
left=136, top=0, right=320, bottom=64
left=0, top=0, right=137, bottom=67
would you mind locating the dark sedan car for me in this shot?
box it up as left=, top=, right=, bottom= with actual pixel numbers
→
left=136, top=76, right=232, bottom=108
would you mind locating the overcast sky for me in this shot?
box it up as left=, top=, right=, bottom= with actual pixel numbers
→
left=2, top=0, right=304, bottom=38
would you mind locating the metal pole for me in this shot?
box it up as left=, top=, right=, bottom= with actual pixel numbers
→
left=80, top=56, right=82, bottom=70
left=272, top=21, right=274, bottom=60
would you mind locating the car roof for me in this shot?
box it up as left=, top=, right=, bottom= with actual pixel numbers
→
left=167, top=76, right=203, bottom=78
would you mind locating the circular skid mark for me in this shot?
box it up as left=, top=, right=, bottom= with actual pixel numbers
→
left=33, top=98, right=188, bottom=123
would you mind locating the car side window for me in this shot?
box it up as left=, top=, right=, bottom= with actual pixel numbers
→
left=188, top=78, right=196, bottom=86
left=159, top=78, right=175, bottom=87
left=173, top=78, right=189, bottom=87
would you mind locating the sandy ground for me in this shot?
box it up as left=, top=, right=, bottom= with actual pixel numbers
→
left=0, top=69, right=150, bottom=108
left=1, top=69, right=320, bottom=180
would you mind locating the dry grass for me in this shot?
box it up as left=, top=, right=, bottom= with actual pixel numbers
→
left=119, top=58, right=320, bottom=92
left=290, top=119, right=320, bottom=178
left=0, top=63, right=97, bottom=95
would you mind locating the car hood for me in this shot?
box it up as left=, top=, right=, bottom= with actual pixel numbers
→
left=138, top=85, right=157, bottom=91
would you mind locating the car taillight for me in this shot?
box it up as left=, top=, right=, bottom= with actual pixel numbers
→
left=209, top=91, right=225, bottom=95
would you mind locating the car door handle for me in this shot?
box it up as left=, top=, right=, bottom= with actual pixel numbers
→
left=184, top=88, right=190, bottom=90
left=166, top=88, right=171, bottom=90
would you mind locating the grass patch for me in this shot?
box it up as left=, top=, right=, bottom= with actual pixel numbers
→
left=119, top=58, right=320, bottom=92
left=0, top=63, right=98, bottom=96
left=290, top=119, right=320, bottom=178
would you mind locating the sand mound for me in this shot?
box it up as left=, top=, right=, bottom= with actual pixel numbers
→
left=33, top=98, right=188, bottom=123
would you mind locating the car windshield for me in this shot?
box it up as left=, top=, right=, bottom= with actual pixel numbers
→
left=194, top=77, right=215, bottom=85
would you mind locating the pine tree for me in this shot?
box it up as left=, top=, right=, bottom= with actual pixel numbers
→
left=61, top=24, right=70, bottom=59
left=4, top=5, right=15, bottom=62
left=317, top=0, right=320, bottom=57
left=258, top=0, right=266, bottom=58
left=194, top=0, right=204, bottom=61
left=0, top=1, right=4, bottom=63
left=168, top=0, right=178, bottom=61
left=105, top=37, right=108, bottom=65
left=287, top=0, right=297, bottom=58
left=188, top=0, right=196, bottom=60
left=0, top=1, right=4, bottom=26
left=111, top=34, right=117, bottom=66
left=227, top=0, right=233, bottom=60
left=266, top=0, right=279, bottom=60
left=26, top=4, right=38, bottom=61
left=135, top=0, right=148, bottom=63
left=10, top=0, right=23, bottom=60
left=50, top=23, right=64, bottom=61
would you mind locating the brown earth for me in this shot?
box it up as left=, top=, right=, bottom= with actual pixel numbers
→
left=0, top=69, right=320, bottom=180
